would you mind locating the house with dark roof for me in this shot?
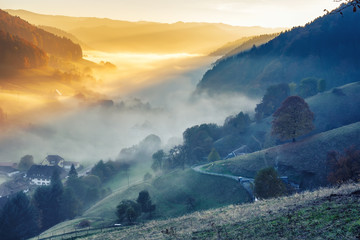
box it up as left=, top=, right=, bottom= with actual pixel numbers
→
left=224, top=145, right=251, bottom=160
left=0, top=162, right=19, bottom=177
left=41, top=155, right=65, bottom=168
left=26, top=165, right=66, bottom=186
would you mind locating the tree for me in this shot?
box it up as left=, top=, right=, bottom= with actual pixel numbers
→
left=207, top=148, right=220, bottom=162
left=18, top=155, right=34, bottom=171
left=254, top=167, right=287, bottom=199
left=255, top=83, right=290, bottom=122
left=0, top=192, right=39, bottom=240
left=327, top=146, right=360, bottom=184
left=136, top=190, right=156, bottom=215
left=60, top=188, right=81, bottom=220
left=116, top=200, right=141, bottom=223
left=328, top=1, right=360, bottom=14
left=271, top=96, right=314, bottom=142
left=183, top=124, right=221, bottom=164
left=68, top=164, right=78, bottom=178
left=223, top=112, right=251, bottom=134
left=33, top=169, right=64, bottom=230
left=33, top=186, right=52, bottom=230
left=151, top=150, right=165, bottom=172
left=298, top=77, right=318, bottom=98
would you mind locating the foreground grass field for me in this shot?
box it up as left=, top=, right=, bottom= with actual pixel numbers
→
left=74, top=183, right=360, bottom=240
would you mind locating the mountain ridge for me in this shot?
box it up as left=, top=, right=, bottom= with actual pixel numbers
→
left=196, top=6, right=360, bottom=96
left=0, top=9, right=82, bottom=61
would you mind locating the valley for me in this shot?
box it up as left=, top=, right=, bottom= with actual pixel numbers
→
left=1, top=2, right=360, bottom=240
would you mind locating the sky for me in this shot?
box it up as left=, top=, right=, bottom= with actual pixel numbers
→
left=1, top=0, right=341, bottom=28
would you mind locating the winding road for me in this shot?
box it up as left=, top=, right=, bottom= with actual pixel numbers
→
left=191, top=164, right=256, bottom=201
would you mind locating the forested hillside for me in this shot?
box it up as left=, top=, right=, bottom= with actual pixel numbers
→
left=197, top=6, right=360, bottom=96
left=0, top=9, right=82, bottom=61
left=0, top=30, right=48, bottom=69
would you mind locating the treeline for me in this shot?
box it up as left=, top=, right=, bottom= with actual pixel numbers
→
left=0, top=9, right=82, bottom=61
left=0, top=163, right=117, bottom=240
left=151, top=111, right=252, bottom=172
left=0, top=30, right=48, bottom=68
left=153, top=80, right=323, bottom=172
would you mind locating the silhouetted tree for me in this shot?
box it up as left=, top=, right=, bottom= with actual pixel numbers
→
left=68, top=164, right=78, bottom=178
left=0, top=192, right=39, bottom=240
left=329, top=1, right=360, bottom=15
left=255, top=83, right=290, bottom=122
left=223, top=112, right=251, bottom=133
left=183, top=123, right=221, bottom=163
left=33, top=186, right=52, bottom=230
left=327, top=146, right=360, bottom=184
left=18, top=155, right=34, bottom=171
left=60, top=188, right=81, bottom=220
left=254, top=167, right=287, bottom=199
left=33, top=169, right=64, bottom=230
left=136, top=190, right=156, bottom=216
left=151, top=150, right=165, bottom=172
left=299, top=77, right=319, bottom=98
left=271, top=96, right=314, bottom=142
left=116, top=200, right=141, bottom=223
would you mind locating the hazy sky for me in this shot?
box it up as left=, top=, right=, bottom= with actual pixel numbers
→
left=2, top=0, right=341, bottom=28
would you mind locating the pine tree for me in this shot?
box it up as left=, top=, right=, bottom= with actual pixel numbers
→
left=0, top=192, right=39, bottom=240
left=68, top=164, right=78, bottom=178
left=207, top=148, right=220, bottom=162
left=33, top=168, right=64, bottom=230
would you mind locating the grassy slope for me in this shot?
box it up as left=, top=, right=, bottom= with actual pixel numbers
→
left=86, top=169, right=249, bottom=220
left=37, top=169, right=249, bottom=238
left=73, top=183, right=360, bottom=239
left=213, top=82, right=360, bottom=158
left=206, top=121, right=360, bottom=188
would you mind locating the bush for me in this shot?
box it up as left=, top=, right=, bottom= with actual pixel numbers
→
left=116, top=200, right=141, bottom=223
left=77, top=220, right=91, bottom=229
left=327, top=146, right=360, bottom=184
left=254, top=167, right=286, bottom=199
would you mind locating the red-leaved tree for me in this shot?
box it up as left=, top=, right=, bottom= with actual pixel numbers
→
left=327, top=146, right=360, bottom=184
left=271, top=96, right=314, bottom=142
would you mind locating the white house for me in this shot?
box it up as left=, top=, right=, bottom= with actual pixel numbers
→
left=26, top=165, right=65, bottom=186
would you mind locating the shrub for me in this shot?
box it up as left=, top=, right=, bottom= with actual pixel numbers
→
left=327, top=146, right=360, bottom=184
left=254, top=167, right=287, bottom=199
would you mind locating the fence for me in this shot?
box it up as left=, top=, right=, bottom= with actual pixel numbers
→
left=35, top=225, right=125, bottom=240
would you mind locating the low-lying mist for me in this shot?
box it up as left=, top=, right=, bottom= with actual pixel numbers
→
left=0, top=52, right=258, bottom=165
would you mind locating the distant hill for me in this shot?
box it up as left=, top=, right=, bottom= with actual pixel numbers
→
left=196, top=6, right=360, bottom=96
left=5, top=9, right=284, bottom=54
left=210, top=33, right=279, bottom=57
left=0, top=9, right=82, bottom=60
left=0, top=30, right=47, bottom=69
left=37, top=25, right=91, bottom=50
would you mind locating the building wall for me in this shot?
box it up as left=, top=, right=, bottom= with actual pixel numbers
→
left=30, top=178, right=51, bottom=186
